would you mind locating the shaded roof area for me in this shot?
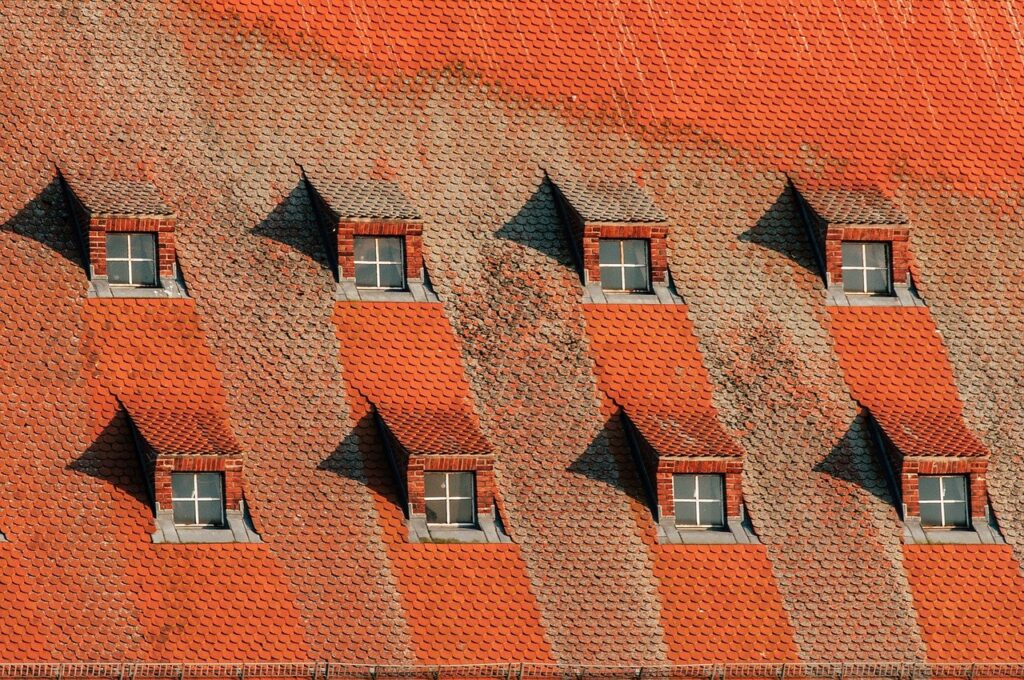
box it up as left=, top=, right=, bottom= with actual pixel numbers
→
left=828, top=307, right=987, bottom=457
left=333, top=302, right=491, bottom=457
left=584, top=305, right=741, bottom=457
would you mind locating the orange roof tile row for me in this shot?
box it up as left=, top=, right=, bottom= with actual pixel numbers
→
left=905, top=546, right=1024, bottom=662
left=82, top=299, right=242, bottom=456
left=584, top=305, right=742, bottom=458
left=333, top=302, right=492, bottom=457
left=828, top=307, right=987, bottom=458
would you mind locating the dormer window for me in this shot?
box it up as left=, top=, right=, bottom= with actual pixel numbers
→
left=841, top=241, right=891, bottom=295
left=171, top=472, right=225, bottom=528
left=918, top=475, right=970, bottom=529
left=106, top=233, right=158, bottom=287
left=673, top=473, right=726, bottom=529
left=599, top=238, right=650, bottom=293
left=354, top=235, right=405, bottom=290
left=424, top=471, right=476, bottom=527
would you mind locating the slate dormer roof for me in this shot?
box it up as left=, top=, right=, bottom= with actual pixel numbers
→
left=553, top=176, right=667, bottom=223
left=308, top=175, right=421, bottom=221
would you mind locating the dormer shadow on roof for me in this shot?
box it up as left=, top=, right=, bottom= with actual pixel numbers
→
left=58, top=172, right=186, bottom=298
left=549, top=172, right=681, bottom=305
left=793, top=181, right=922, bottom=307
left=584, top=306, right=756, bottom=545
left=303, top=170, right=438, bottom=303
left=829, top=307, right=1002, bottom=545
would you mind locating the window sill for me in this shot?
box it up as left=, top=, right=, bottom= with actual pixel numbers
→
left=903, top=517, right=1004, bottom=545
left=152, top=509, right=261, bottom=544
left=90, top=277, right=187, bottom=299
left=583, top=282, right=683, bottom=305
left=337, top=279, right=438, bottom=303
left=408, top=513, right=511, bottom=544
left=657, top=516, right=758, bottom=545
left=826, top=283, right=922, bottom=307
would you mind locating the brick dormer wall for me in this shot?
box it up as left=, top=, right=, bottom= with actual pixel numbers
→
left=152, top=454, right=245, bottom=514
left=406, top=453, right=496, bottom=521
left=579, top=222, right=670, bottom=288
left=88, top=214, right=177, bottom=280
left=654, top=457, right=744, bottom=523
left=900, top=457, right=989, bottom=520
left=824, top=224, right=911, bottom=289
left=336, top=220, right=425, bottom=283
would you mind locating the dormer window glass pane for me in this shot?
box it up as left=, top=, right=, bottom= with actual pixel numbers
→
left=599, top=239, right=650, bottom=292
left=672, top=473, right=725, bottom=528
left=841, top=241, right=891, bottom=295
left=919, top=475, right=969, bottom=529
left=424, top=471, right=475, bottom=527
left=354, top=236, right=405, bottom=290
left=107, top=233, right=158, bottom=286
left=171, top=472, right=225, bottom=527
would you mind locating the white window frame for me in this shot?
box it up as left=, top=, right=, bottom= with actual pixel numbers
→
left=170, top=472, right=225, bottom=528
left=672, top=473, right=726, bottom=529
left=918, top=475, right=970, bottom=529
left=353, top=235, right=405, bottom=290
left=599, top=238, right=650, bottom=293
left=423, top=471, right=476, bottom=527
left=106, top=232, right=158, bottom=287
left=841, top=241, right=891, bottom=295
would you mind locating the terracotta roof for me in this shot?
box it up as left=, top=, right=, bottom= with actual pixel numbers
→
left=584, top=305, right=742, bottom=457
left=797, top=185, right=908, bottom=225
left=333, top=302, right=491, bottom=457
left=552, top=176, right=667, bottom=223
left=64, top=177, right=173, bottom=217
left=829, top=307, right=987, bottom=458
left=308, top=175, right=421, bottom=221
left=905, top=546, right=1024, bottom=662
left=3, top=0, right=1024, bottom=666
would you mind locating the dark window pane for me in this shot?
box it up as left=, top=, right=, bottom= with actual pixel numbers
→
left=354, top=263, right=378, bottom=287
left=698, top=474, right=724, bottom=500
left=600, top=266, right=624, bottom=291
left=131, top=260, right=157, bottom=286
left=599, top=239, right=622, bottom=266
left=842, top=270, right=865, bottom=293
left=943, top=476, right=967, bottom=501
left=622, top=265, right=649, bottom=291
left=944, top=500, right=969, bottom=528
left=702, top=500, right=726, bottom=527
left=171, top=473, right=193, bottom=499
left=377, top=237, right=403, bottom=263
left=172, top=501, right=197, bottom=526
left=675, top=501, right=698, bottom=526
left=918, top=476, right=941, bottom=503
left=865, top=268, right=890, bottom=294
left=674, top=474, right=696, bottom=501
left=449, top=498, right=475, bottom=525
left=196, top=473, right=222, bottom=499
left=196, top=500, right=224, bottom=527
left=864, top=242, right=888, bottom=268
left=842, top=241, right=864, bottom=267
left=424, top=472, right=446, bottom=498
left=377, top=263, right=405, bottom=290
left=622, top=239, right=648, bottom=266
left=106, top=233, right=129, bottom=259
left=448, top=472, right=474, bottom=498
left=919, top=502, right=943, bottom=527
left=353, top=236, right=376, bottom=262
left=425, top=497, right=446, bottom=524
left=107, top=261, right=130, bottom=285
left=131, top=233, right=156, bottom=260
